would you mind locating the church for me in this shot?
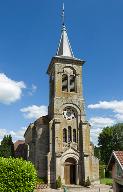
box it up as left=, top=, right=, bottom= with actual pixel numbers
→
left=24, top=6, right=99, bottom=187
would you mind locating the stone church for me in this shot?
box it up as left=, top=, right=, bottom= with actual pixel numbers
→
left=24, top=7, right=99, bottom=187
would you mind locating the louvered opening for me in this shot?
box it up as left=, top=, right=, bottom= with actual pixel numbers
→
left=68, top=126, right=72, bottom=142
left=73, top=129, right=76, bottom=142
left=70, top=75, right=75, bottom=92
left=62, top=74, right=68, bottom=91
left=63, top=128, right=67, bottom=142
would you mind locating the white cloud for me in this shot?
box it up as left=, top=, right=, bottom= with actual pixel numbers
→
left=20, top=105, right=48, bottom=119
left=88, top=100, right=123, bottom=114
left=90, top=127, right=102, bottom=145
left=88, top=101, right=123, bottom=144
left=89, top=117, right=115, bottom=145
left=28, top=84, right=37, bottom=96
left=0, top=73, right=26, bottom=104
left=0, top=129, right=7, bottom=137
left=32, top=84, right=37, bottom=92
left=0, top=127, right=27, bottom=142
left=88, top=100, right=123, bottom=123
left=10, top=127, right=26, bottom=140
left=90, top=116, right=115, bottom=128
left=115, top=114, right=123, bottom=121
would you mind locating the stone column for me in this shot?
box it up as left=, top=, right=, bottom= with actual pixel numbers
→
left=54, top=118, right=61, bottom=153
left=47, top=153, right=51, bottom=186
left=54, top=118, right=61, bottom=183
left=61, top=163, right=65, bottom=184
left=56, top=155, right=61, bottom=179
left=76, top=164, right=79, bottom=185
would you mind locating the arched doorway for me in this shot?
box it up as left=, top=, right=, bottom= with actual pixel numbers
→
left=64, top=158, right=76, bottom=184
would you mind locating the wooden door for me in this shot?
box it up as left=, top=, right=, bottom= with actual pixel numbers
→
left=64, top=165, right=70, bottom=184
left=70, top=165, right=76, bottom=184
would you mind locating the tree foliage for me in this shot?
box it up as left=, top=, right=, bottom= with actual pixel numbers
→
left=0, top=135, right=14, bottom=157
left=98, top=123, right=123, bottom=164
left=94, top=146, right=101, bottom=160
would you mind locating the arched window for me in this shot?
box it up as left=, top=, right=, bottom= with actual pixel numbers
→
left=62, top=74, right=68, bottom=92
left=63, top=128, right=67, bottom=142
left=70, top=75, right=76, bottom=92
left=68, top=126, right=72, bottom=142
left=73, top=129, right=76, bottom=143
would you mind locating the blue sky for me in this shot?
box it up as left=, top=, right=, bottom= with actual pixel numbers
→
left=0, top=0, right=123, bottom=144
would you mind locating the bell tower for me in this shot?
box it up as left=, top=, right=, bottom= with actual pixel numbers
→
left=47, top=4, right=93, bottom=186
left=47, top=6, right=86, bottom=122
left=24, top=4, right=99, bottom=187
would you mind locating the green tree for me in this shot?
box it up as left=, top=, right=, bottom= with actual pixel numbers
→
left=0, top=135, right=14, bottom=157
left=98, top=123, right=123, bottom=164
left=94, top=146, right=101, bottom=160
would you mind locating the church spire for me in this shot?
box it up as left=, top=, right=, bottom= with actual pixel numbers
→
left=56, top=3, right=74, bottom=58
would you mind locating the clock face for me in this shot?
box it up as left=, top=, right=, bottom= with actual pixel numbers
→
left=63, top=108, right=75, bottom=120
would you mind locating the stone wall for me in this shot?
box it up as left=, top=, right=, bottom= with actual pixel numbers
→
left=24, top=116, right=49, bottom=178
left=89, top=155, right=99, bottom=182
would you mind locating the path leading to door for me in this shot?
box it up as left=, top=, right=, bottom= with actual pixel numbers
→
left=39, top=184, right=113, bottom=192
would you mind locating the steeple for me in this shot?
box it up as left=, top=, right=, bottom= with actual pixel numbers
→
left=56, top=4, right=74, bottom=58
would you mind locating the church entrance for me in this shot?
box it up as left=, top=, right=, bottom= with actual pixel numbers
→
left=64, top=158, right=76, bottom=184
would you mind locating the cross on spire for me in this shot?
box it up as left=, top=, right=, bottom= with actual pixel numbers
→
left=62, top=3, right=65, bottom=26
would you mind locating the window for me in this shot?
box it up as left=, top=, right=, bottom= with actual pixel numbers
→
left=62, top=74, right=68, bottom=91
left=63, top=108, right=76, bottom=120
left=70, top=75, right=75, bottom=92
left=50, top=75, right=54, bottom=97
left=116, top=163, right=122, bottom=177
left=73, top=129, right=76, bottom=142
left=68, top=126, right=72, bottom=142
left=63, top=128, right=67, bottom=142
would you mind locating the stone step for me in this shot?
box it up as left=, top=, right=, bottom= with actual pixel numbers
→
left=63, top=185, right=86, bottom=189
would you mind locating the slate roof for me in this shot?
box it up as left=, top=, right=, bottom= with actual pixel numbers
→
left=56, top=25, right=74, bottom=58
left=24, top=115, right=49, bottom=138
left=34, top=115, right=49, bottom=126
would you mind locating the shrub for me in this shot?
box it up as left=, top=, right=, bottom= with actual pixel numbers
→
left=84, top=176, right=91, bottom=187
left=0, top=157, right=37, bottom=192
left=36, top=177, right=47, bottom=185
left=56, top=176, right=62, bottom=189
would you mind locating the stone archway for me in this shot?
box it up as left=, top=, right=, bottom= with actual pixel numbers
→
left=64, top=157, right=76, bottom=184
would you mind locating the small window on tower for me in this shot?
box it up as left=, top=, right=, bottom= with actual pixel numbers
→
left=63, top=128, right=67, bottom=142
left=70, top=75, right=76, bottom=92
left=50, top=75, right=54, bottom=97
left=73, top=129, right=76, bottom=142
left=68, top=126, right=72, bottom=142
left=62, top=74, right=68, bottom=92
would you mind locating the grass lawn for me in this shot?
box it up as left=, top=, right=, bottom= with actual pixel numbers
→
left=100, top=178, right=113, bottom=186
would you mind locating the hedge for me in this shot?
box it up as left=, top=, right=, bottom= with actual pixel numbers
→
left=0, top=157, right=37, bottom=192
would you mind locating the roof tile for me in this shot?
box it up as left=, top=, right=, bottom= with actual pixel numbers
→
left=114, top=151, right=123, bottom=166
